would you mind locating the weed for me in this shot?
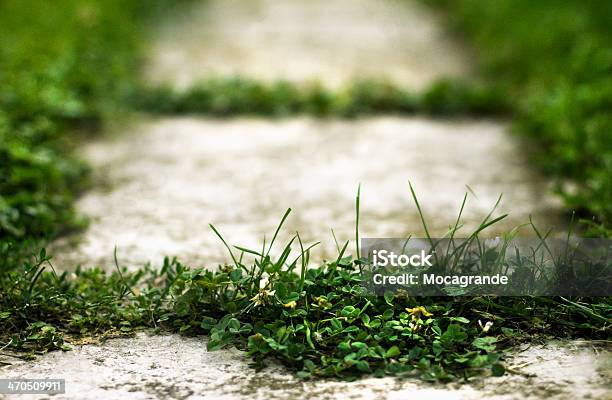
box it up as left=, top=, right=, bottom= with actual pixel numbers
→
left=134, top=77, right=511, bottom=118
left=1, top=190, right=609, bottom=382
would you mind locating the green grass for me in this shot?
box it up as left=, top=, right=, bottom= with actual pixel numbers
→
left=425, top=0, right=612, bottom=232
left=0, top=0, right=170, bottom=253
left=135, top=77, right=511, bottom=118
left=2, top=190, right=609, bottom=380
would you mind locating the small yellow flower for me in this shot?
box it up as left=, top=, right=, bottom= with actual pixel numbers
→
left=283, top=301, right=297, bottom=309
left=220, top=265, right=234, bottom=273
left=313, top=296, right=331, bottom=309
left=405, top=306, right=433, bottom=321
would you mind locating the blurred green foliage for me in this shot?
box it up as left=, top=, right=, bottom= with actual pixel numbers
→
left=137, top=77, right=511, bottom=118
left=0, top=0, right=165, bottom=248
left=426, top=0, right=612, bottom=231
left=4, top=0, right=610, bottom=253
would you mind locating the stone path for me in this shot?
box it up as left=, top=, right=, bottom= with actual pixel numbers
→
left=146, top=0, right=470, bottom=90
left=53, top=116, right=561, bottom=269
left=4, top=1, right=602, bottom=399
left=2, top=334, right=610, bottom=400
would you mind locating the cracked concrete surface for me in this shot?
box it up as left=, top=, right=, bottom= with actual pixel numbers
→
left=1, top=334, right=610, bottom=400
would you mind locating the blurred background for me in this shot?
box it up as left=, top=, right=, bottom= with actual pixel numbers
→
left=1, top=0, right=611, bottom=268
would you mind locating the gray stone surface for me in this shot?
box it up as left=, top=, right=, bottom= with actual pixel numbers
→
left=52, top=116, right=562, bottom=269
left=1, top=335, right=610, bottom=400
left=146, top=0, right=471, bottom=89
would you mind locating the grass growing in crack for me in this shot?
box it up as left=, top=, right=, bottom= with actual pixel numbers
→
left=1, top=189, right=610, bottom=381
left=134, top=77, right=512, bottom=118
